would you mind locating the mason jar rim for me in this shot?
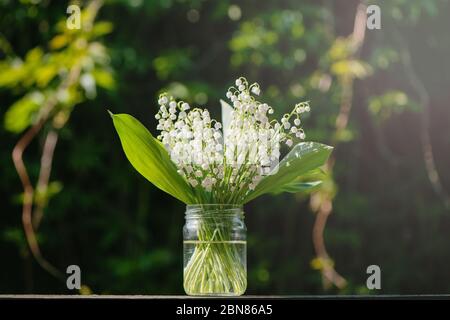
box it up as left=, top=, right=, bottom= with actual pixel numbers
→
left=185, top=204, right=244, bottom=217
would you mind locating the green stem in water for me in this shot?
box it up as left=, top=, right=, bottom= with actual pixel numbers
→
left=183, top=216, right=246, bottom=296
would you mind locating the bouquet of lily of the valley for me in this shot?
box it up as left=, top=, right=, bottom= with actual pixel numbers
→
left=110, top=77, right=332, bottom=296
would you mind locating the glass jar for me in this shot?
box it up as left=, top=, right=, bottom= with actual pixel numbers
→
left=183, top=204, right=247, bottom=296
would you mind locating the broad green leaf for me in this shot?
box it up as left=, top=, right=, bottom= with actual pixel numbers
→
left=270, top=180, right=322, bottom=195
left=243, top=142, right=333, bottom=203
left=110, top=112, right=194, bottom=204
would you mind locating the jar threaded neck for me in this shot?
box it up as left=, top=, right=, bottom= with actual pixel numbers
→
left=185, top=204, right=244, bottom=219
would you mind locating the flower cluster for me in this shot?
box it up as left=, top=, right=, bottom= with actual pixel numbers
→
left=155, top=77, right=310, bottom=203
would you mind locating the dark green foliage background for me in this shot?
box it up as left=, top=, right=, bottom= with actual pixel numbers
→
left=1, top=0, right=450, bottom=294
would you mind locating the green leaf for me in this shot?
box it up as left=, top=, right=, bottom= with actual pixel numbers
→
left=243, top=142, right=333, bottom=203
left=4, top=92, right=43, bottom=133
left=91, top=21, right=114, bottom=38
left=110, top=112, right=194, bottom=204
left=92, top=69, right=115, bottom=90
left=270, top=180, right=322, bottom=195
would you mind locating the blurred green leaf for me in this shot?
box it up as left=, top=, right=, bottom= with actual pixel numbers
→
left=91, top=21, right=114, bottom=37
left=153, top=50, right=192, bottom=80
left=4, top=91, right=44, bottom=133
left=35, top=181, right=63, bottom=207
left=369, top=90, right=419, bottom=121
left=331, top=60, right=372, bottom=79
left=92, top=69, right=115, bottom=90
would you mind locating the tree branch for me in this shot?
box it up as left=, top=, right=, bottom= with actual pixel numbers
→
left=12, top=64, right=81, bottom=282
left=33, top=130, right=59, bottom=229
left=310, top=2, right=367, bottom=290
left=13, top=120, right=64, bottom=281
left=394, top=31, right=450, bottom=209
left=11, top=0, right=103, bottom=286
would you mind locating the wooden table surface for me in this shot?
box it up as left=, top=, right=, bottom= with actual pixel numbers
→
left=1, top=294, right=450, bottom=299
